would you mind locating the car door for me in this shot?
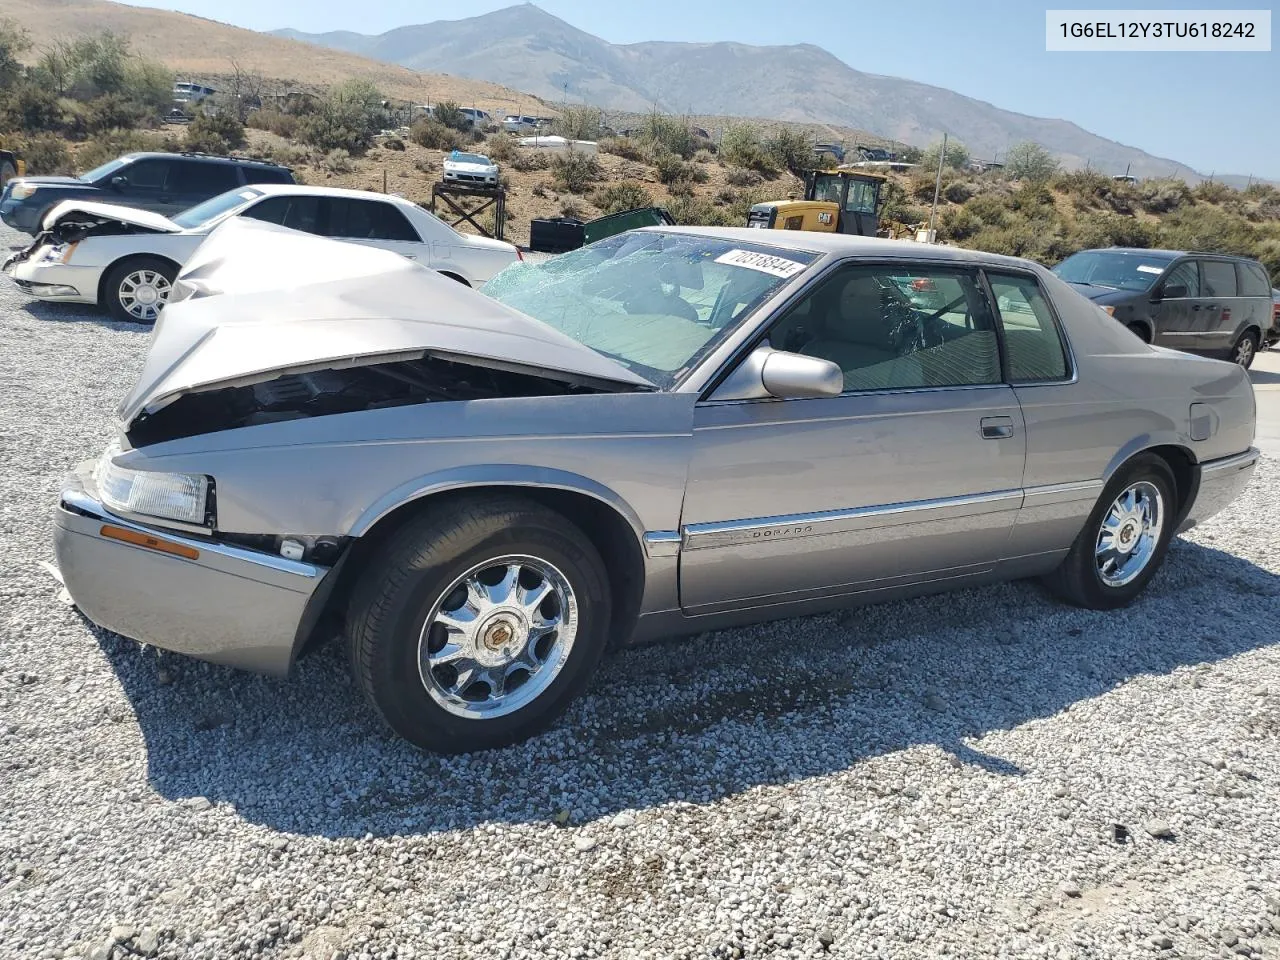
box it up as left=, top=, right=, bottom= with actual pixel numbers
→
left=1149, top=258, right=1199, bottom=347
left=165, top=160, right=242, bottom=213
left=239, top=193, right=324, bottom=236
left=323, top=197, right=426, bottom=261
left=678, top=260, right=1027, bottom=615
left=1199, top=258, right=1239, bottom=353
left=112, top=158, right=176, bottom=213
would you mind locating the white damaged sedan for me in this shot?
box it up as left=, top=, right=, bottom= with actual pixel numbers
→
left=2, top=183, right=520, bottom=322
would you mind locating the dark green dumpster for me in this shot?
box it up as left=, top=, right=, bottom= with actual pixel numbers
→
left=581, top=207, right=675, bottom=245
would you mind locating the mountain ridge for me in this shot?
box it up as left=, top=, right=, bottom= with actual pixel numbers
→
left=274, top=4, right=1229, bottom=183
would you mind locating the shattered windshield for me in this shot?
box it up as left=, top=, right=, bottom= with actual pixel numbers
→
left=483, top=232, right=817, bottom=388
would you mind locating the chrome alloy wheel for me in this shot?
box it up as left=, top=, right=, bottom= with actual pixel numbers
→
left=417, top=555, right=578, bottom=719
left=1234, top=335, right=1256, bottom=367
left=117, top=268, right=172, bottom=321
left=1095, top=481, right=1164, bottom=588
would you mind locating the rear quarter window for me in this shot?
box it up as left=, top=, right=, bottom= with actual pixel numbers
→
left=987, top=272, right=1070, bottom=382
left=240, top=166, right=294, bottom=185
left=1201, top=260, right=1237, bottom=298
left=1236, top=261, right=1271, bottom=298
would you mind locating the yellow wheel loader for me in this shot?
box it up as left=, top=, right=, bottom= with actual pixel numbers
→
left=746, top=170, right=885, bottom=236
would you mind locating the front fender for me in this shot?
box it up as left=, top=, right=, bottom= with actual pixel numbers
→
left=350, top=463, right=648, bottom=541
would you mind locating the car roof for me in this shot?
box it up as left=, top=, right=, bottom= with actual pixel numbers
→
left=1080, top=246, right=1262, bottom=264
left=122, top=152, right=287, bottom=169
left=245, top=183, right=420, bottom=205
left=643, top=226, right=1047, bottom=271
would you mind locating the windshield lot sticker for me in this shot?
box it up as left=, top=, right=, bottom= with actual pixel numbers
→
left=1136, top=264, right=1165, bottom=274
left=714, top=249, right=807, bottom=278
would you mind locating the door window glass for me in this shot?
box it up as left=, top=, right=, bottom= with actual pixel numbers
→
left=844, top=179, right=878, bottom=214
left=1236, top=261, right=1270, bottom=298
left=241, top=195, right=323, bottom=234
left=1201, top=260, right=1237, bottom=297
left=987, top=273, right=1070, bottom=382
left=768, top=264, right=1000, bottom=391
left=326, top=199, right=420, bottom=241
left=121, top=159, right=170, bottom=190
left=1161, top=260, right=1199, bottom=298
left=168, top=161, right=240, bottom=194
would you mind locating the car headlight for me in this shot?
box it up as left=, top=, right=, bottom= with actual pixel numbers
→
left=94, top=444, right=213, bottom=527
left=8, top=183, right=39, bottom=200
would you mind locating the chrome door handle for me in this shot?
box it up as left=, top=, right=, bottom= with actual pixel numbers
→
left=980, top=416, right=1014, bottom=439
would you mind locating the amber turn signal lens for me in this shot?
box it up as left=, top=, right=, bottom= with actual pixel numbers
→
left=100, top=524, right=200, bottom=560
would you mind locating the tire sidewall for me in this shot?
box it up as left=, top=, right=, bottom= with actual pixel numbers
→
left=104, top=257, right=176, bottom=324
left=1232, top=330, right=1258, bottom=368
left=368, top=518, right=610, bottom=752
left=1074, top=455, right=1177, bottom=608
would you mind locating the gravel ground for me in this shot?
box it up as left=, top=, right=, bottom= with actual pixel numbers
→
left=1, top=222, right=1279, bottom=960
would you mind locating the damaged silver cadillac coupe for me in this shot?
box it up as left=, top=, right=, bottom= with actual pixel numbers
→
left=55, top=219, right=1258, bottom=752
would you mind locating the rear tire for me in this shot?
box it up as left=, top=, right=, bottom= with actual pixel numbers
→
left=1043, top=454, right=1176, bottom=610
left=347, top=494, right=611, bottom=753
left=1126, top=322, right=1153, bottom=344
left=102, top=256, right=177, bottom=324
left=1229, top=329, right=1258, bottom=368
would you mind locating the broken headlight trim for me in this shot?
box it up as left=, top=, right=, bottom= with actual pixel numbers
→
left=95, top=444, right=214, bottom=528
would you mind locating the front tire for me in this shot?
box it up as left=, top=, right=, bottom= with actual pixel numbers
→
left=102, top=256, right=177, bottom=324
left=1230, top=329, right=1258, bottom=368
left=1043, top=454, right=1176, bottom=610
left=347, top=494, right=611, bottom=753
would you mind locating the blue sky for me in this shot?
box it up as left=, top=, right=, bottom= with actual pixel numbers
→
left=124, top=0, right=1277, bottom=178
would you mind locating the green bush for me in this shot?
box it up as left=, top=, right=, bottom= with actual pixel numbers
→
left=720, top=123, right=774, bottom=174
left=247, top=108, right=299, bottom=138
left=639, top=112, right=697, bottom=160
left=185, top=110, right=246, bottom=155
left=550, top=149, right=601, bottom=194
left=551, top=106, right=602, bottom=141
left=593, top=181, right=654, bottom=214
left=692, top=148, right=716, bottom=164
left=82, top=93, right=149, bottom=134
left=1156, top=204, right=1257, bottom=255
left=944, top=179, right=975, bottom=204
left=1004, top=141, right=1059, bottom=183
left=937, top=206, right=982, bottom=242
left=409, top=117, right=461, bottom=151
left=665, top=194, right=735, bottom=227
left=920, top=139, right=970, bottom=172
left=383, top=137, right=405, bottom=151
left=1136, top=177, right=1193, bottom=214
left=762, top=128, right=811, bottom=176
left=600, top=136, right=646, bottom=161
left=1193, top=179, right=1234, bottom=204
left=0, top=81, right=63, bottom=133
left=907, top=170, right=944, bottom=202
left=19, top=134, right=71, bottom=174
left=1010, top=182, right=1055, bottom=214
left=322, top=148, right=353, bottom=174
left=297, top=80, right=385, bottom=153
left=653, top=150, right=708, bottom=186
left=667, top=178, right=695, bottom=198
left=432, top=100, right=470, bottom=132
left=724, top=166, right=763, bottom=187
left=964, top=192, right=1014, bottom=228
left=0, top=18, right=30, bottom=90
left=485, top=133, right=517, bottom=163
left=1070, top=211, right=1155, bottom=249
left=510, top=150, right=549, bottom=172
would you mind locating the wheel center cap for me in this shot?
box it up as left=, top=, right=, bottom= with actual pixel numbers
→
left=1117, top=520, right=1140, bottom=552
left=135, top=285, right=158, bottom=305
left=475, top=610, right=527, bottom=665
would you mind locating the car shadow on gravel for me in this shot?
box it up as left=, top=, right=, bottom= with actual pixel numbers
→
left=90, top=536, right=1279, bottom=839
left=22, top=300, right=142, bottom=329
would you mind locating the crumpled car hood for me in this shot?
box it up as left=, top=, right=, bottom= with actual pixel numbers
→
left=117, top=219, right=652, bottom=426
left=41, top=199, right=179, bottom=233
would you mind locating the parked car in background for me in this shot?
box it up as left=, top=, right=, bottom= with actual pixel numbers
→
left=1052, top=247, right=1274, bottom=368
left=502, top=115, right=540, bottom=134
left=442, top=151, right=500, bottom=186
left=3, top=184, right=519, bottom=321
left=52, top=225, right=1256, bottom=752
left=0, top=153, right=294, bottom=235
left=459, top=108, right=493, bottom=127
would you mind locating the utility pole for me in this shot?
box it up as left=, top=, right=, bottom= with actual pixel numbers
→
left=928, top=132, right=947, bottom=241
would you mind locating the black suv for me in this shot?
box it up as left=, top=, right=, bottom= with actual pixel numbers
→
left=0, top=152, right=294, bottom=235
left=1052, top=247, right=1274, bottom=368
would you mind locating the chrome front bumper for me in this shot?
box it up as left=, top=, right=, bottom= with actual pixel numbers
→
left=53, top=462, right=327, bottom=675
left=1180, top=447, right=1260, bottom=532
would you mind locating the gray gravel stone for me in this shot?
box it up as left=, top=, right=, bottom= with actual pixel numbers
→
left=0, top=221, right=1278, bottom=959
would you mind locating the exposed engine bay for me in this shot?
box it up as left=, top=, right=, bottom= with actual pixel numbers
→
left=127, top=355, right=614, bottom=447
left=4, top=213, right=167, bottom=268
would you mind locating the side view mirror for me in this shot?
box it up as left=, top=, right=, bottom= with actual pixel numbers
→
left=109, top=175, right=128, bottom=190
left=761, top=351, right=843, bottom=399
left=1156, top=282, right=1186, bottom=301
